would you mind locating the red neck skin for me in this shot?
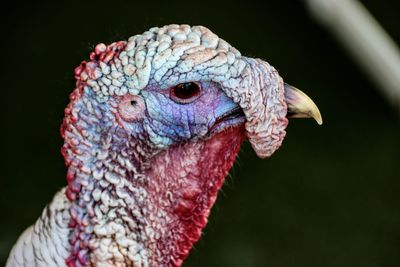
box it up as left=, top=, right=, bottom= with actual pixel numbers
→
left=144, top=125, right=245, bottom=266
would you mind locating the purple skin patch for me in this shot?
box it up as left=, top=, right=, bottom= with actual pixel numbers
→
left=140, top=81, right=245, bottom=145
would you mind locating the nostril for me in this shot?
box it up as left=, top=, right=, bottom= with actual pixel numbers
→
left=130, top=100, right=137, bottom=106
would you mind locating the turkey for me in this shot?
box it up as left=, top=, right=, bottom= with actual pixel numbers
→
left=6, top=24, right=322, bottom=267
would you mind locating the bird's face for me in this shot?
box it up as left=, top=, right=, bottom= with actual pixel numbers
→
left=114, top=80, right=245, bottom=149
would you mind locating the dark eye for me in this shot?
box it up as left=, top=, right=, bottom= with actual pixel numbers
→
left=170, top=82, right=201, bottom=104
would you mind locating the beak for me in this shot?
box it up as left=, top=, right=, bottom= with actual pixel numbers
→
left=284, top=83, right=323, bottom=125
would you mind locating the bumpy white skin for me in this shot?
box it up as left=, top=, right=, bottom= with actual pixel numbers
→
left=6, top=24, right=288, bottom=267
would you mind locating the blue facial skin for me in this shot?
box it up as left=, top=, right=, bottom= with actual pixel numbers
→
left=140, top=81, right=242, bottom=148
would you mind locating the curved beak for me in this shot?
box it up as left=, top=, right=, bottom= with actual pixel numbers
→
left=284, top=83, right=323, bottom=125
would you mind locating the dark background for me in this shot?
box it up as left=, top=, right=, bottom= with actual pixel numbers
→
left=1, top=0, right=399, bottom=266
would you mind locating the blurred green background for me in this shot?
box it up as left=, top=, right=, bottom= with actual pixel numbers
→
left=1, top=0, right=399, bottom=266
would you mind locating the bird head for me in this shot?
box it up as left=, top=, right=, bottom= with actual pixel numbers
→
left=61, top=24, right=322, bottom=266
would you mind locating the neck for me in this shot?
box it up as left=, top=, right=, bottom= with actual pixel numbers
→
left=62, top=88, right=245, bottom=266
left=144, top=126, right=245, bottom=266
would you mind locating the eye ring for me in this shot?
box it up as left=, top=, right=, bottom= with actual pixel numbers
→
left=170, top=82, right=201, bottom=104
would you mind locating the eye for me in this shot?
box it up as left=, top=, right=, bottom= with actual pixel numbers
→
left=170, top=82, right=201, bottom=104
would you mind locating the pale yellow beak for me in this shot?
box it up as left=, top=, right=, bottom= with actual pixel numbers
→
left=284, top=83, right=323, bottom=125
